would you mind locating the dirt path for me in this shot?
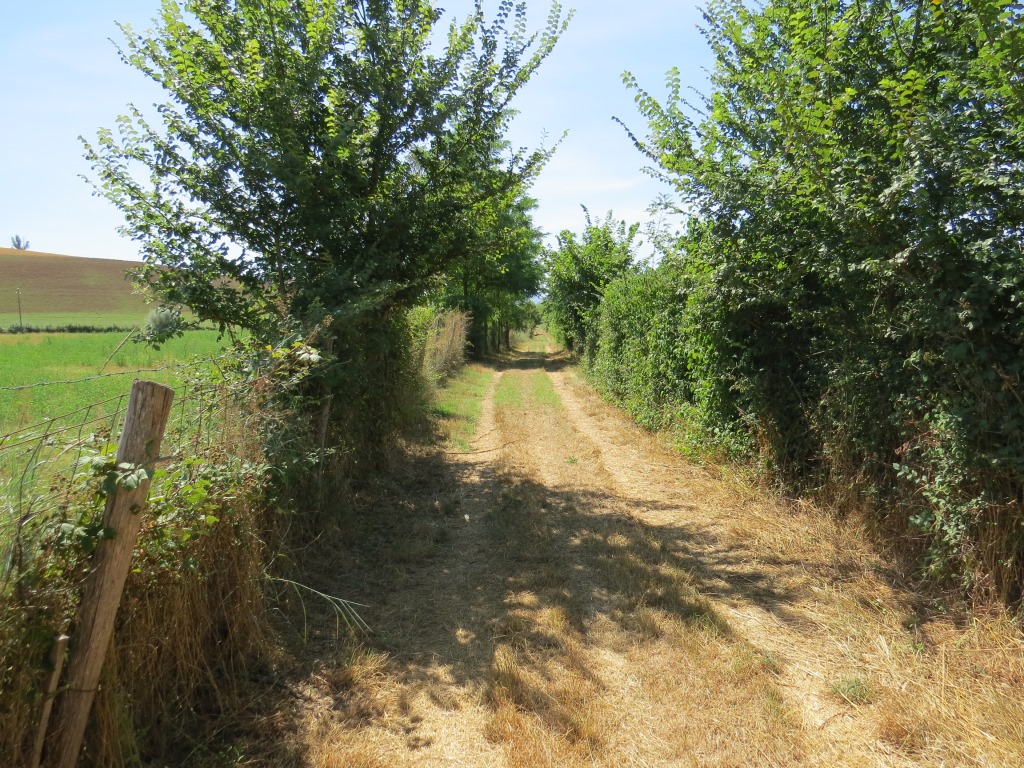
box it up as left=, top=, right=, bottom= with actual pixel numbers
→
left=272, top=343, right=1024, bottom=768
left=542, top=363, right=910, bottom=766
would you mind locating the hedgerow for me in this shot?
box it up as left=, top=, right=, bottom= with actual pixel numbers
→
left=572, top=0, right=1024, bottom=601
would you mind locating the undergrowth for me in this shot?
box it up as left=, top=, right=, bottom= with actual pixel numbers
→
left=0, top=307, right=471, bottom=765
left=0, top=358, right=280, bottom=765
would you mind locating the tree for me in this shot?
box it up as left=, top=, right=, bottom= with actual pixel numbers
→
left=621, top=0, right=1024, bottom=594
left=438, top=189, right=545, bottom=354
left=9, top=235, right=29, bottom=250
left=543, top=208, right=639, bottom=352
left=85, top=0, right=570, bottom=343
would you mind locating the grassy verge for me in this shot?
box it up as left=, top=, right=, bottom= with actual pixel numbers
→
left=429, top=363, right=493, bottom=451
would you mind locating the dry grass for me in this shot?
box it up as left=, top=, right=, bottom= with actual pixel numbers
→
left=91, top=514, right=271, bottom=763
left=0, top=382, right=279, bottom=767
left=674, top=454, right=1024, bottom=764
left=419, top=309, right=469, bottom=383
left=803, top=581, right=1024, bottom=766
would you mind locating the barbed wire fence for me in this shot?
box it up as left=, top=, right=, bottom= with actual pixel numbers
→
left=0, top=331, right=422, bottom=763
left=0, top=356, right=258, bottom=765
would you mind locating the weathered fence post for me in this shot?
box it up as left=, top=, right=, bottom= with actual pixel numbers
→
left=30, top=634, right=69, bottom=768
left=316, top=337, right=334, bottom=513
left=46, top=380, right=174, bottom=768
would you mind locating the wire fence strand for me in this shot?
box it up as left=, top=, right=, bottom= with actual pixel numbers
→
left=2, top=377, right=244, bottom=583
left=0, top=394, right=129, bottom=442
left=0, top=354, right=235, bottom=392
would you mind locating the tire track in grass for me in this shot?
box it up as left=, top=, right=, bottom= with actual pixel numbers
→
left=543, top=358, right=921, bottom=767
left=284, top=344, right=942, bottom=767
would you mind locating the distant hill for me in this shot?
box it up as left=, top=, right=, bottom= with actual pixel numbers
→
left=0, top=248, right=151, bottom=328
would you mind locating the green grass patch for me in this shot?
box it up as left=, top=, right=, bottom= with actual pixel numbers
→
left=832, top=676, right=873, bottom=705
left=0, top=331, right=229, bottom=434
left=495, top=368, right=562, bottom=413
left=511, top=331, right=548, bottom=353
left=494, top=371, right=525, bottom=409
left=431, top=364, right=492, bottom=451
left=528, top=368, right=561, bottom=408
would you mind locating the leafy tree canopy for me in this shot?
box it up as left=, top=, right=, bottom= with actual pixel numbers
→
left=86, top=0, right=570, bottom=341
left=437, top=186, right=544, bottom=352
left=543, top=208, right=640, bottom=351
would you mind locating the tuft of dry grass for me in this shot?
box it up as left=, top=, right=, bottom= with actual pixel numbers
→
left=859, top=613, right=1024, bottom=766
left=84, top=473, right=274, bottom=765
left=417, top=309, right=469, bottom=384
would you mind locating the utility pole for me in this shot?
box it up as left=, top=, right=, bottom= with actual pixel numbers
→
left=16, top=287, right=22, bottom=327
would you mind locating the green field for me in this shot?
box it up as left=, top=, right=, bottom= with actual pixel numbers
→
left=0, top=248, right=232, bottom=433
left=0, top=331, right=229, bottom=435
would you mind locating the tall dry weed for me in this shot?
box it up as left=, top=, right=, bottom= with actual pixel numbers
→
left=421, top=310, right=469, bottom=383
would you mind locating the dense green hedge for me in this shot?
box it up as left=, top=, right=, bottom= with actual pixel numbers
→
left=585, top=238, right=1024, bottom=601
left=585, top=267, right=689, bottom=432
left=578, top=0, right=1024, bottom=602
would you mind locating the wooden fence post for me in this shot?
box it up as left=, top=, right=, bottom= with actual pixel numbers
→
left=316, top=337, right=334, bottom=513
left=46, top=380, right=174, bottom=768
left=30, top=634, right=69, bottom=768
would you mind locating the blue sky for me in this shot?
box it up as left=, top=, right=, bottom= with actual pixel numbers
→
left=0, top=1, right=712, bottom=261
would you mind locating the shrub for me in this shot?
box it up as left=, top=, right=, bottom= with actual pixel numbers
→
left=138, top=307, right=185, bottom=346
